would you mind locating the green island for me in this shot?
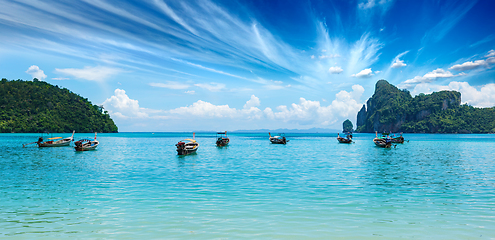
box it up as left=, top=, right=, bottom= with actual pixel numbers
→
left=356, top=80, right=495, bottom=133
left=0, top=78, right=118, bottom=133
left=342, top=119, right=353, bottom=133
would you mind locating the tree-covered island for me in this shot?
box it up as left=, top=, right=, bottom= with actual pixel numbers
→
left=1, top=78, right=118, bottom=133
left=356, top=80, right=495, bottom=133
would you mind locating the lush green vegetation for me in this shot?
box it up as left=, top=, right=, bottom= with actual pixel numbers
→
left=0, top=78, right=118, bottom=133
left=342, top=119, right=353, bottom=132
left=401, top=105, right=495, bottom=133
left=356, top=80, right=495, bottom=133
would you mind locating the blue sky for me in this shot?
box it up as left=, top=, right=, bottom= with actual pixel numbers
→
left=1, top=0, right=494, bottom=131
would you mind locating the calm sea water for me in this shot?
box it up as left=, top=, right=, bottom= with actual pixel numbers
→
left=1, top=132, right=495, bottom=239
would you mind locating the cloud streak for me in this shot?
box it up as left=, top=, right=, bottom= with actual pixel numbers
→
left=55, top=66, right=122, bottom=81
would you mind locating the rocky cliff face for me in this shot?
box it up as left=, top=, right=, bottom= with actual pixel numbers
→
left=356, top=105, right=366, bottom=128
left=356, top=80, right=461, bottom=133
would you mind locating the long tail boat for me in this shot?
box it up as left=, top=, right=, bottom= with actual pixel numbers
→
left=269, top=132, right=288, bottom=144
left=337, top=133, right=353, bottom=143
left=74, top=133, right=99, bottom=151
left=373, top=132, right=392, bottom=148
left=176, top=133, right=199, bottom=155
left=216, top=131, right=230, bottom=147
left=23, top=131, right=75, bottom=147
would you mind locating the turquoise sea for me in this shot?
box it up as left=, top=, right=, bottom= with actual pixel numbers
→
left=1, top=132, right=495, bottom=239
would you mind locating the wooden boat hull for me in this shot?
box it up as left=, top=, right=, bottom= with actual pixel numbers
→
left=176, top=141, right=199, bottom=155
left=391, top=136, right=404, bottom=143
left=270, top=138, right=287, bottom=144
left=74, top=144, right=98, bottom=151
left=337, top=137, right=352, bottom=143
left=216, top=138, right=230, bottom=147
left=38, top=140, right=71, bottom=147
left=177, top=147, right=198, bottom=155
left=373, top=138, right=392, bottom=148
left=74, top=140, right=98, bottom=151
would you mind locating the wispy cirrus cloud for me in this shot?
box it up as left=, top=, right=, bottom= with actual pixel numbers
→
left=390, top=51, right=408, bottom=69
left=55, top=66, right=122, bottom=81
left=194, top=82, right=226, bottom=92
left=149, top=81, right=190, bottom=90
left=420, top=1, right=478, bottom=46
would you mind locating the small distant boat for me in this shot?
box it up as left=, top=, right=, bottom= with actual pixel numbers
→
left=390, top=133, right=405, bottom=143
left=216, top=131, right=230, bottom=147
left=74, top=133, right=99, bottom=151
left=23, top=131, right=75, bottom=147
left=176, top=133, right=199, bottom=155
left=373, top=132, right=392, bottom=148
left=269, top=132, right=288, bottom=144
left=337, top=132, right=353, bottom=143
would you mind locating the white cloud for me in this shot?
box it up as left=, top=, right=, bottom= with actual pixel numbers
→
left=169, top=100, right=237, bottom=118
left=194, top=82, right=226, bottom=92
left=449, top=60, right=487, bottom=71
left=445, top=82, right=495, bottom=107
left=352, top=68, right=373, bottom=78
left=411, top=82, right=495, bottom=108
left=391, top=58, right=406, bottom=68
left=149, top=81, right=190, bottom=89
left=103, top=89, right=148, bottom=118
left=423, top=68, right=458, bottom=78
left=165, top=85, right=364, bottom=126
left=52, top=77, right=69, bottom=80
left=329, top=66, right=344, bottom=74
left=319, top=54, right=340, bottom=59
left=26, top=65, right=47, bottom=80
left=347, top=34, right=382, bottom=77
left=390, top=51, right=408, bottom=69
left=55, top=66, right=121, bottom=81
left=358, top=0, right=376, bottom=9
left=358, top=0, right=394, bottom=10
left=185, top=90, right=195, bottom=94
left=168, top=95, right=263, bottom=119
left=243, top=95, right=260, bottom=109
left=400, top=68, right=465, bottom=88
left=264, top=84, right=365, bottom=126
left=485, top=49, right=495, bottom=57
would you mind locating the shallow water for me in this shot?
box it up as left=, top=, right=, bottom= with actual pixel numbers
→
left=1, top=133, right=495, bottom=239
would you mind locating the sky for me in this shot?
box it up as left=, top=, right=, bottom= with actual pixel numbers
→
left=1, top=0, right=494, bottom=132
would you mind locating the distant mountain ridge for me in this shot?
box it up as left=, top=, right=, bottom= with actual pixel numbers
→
left=356, top=80, right=495, bottom=133
left=0, top=78, right=118, bottom=133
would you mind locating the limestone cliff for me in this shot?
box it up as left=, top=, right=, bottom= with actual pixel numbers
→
left=355, top=80, right=489, bottom=133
